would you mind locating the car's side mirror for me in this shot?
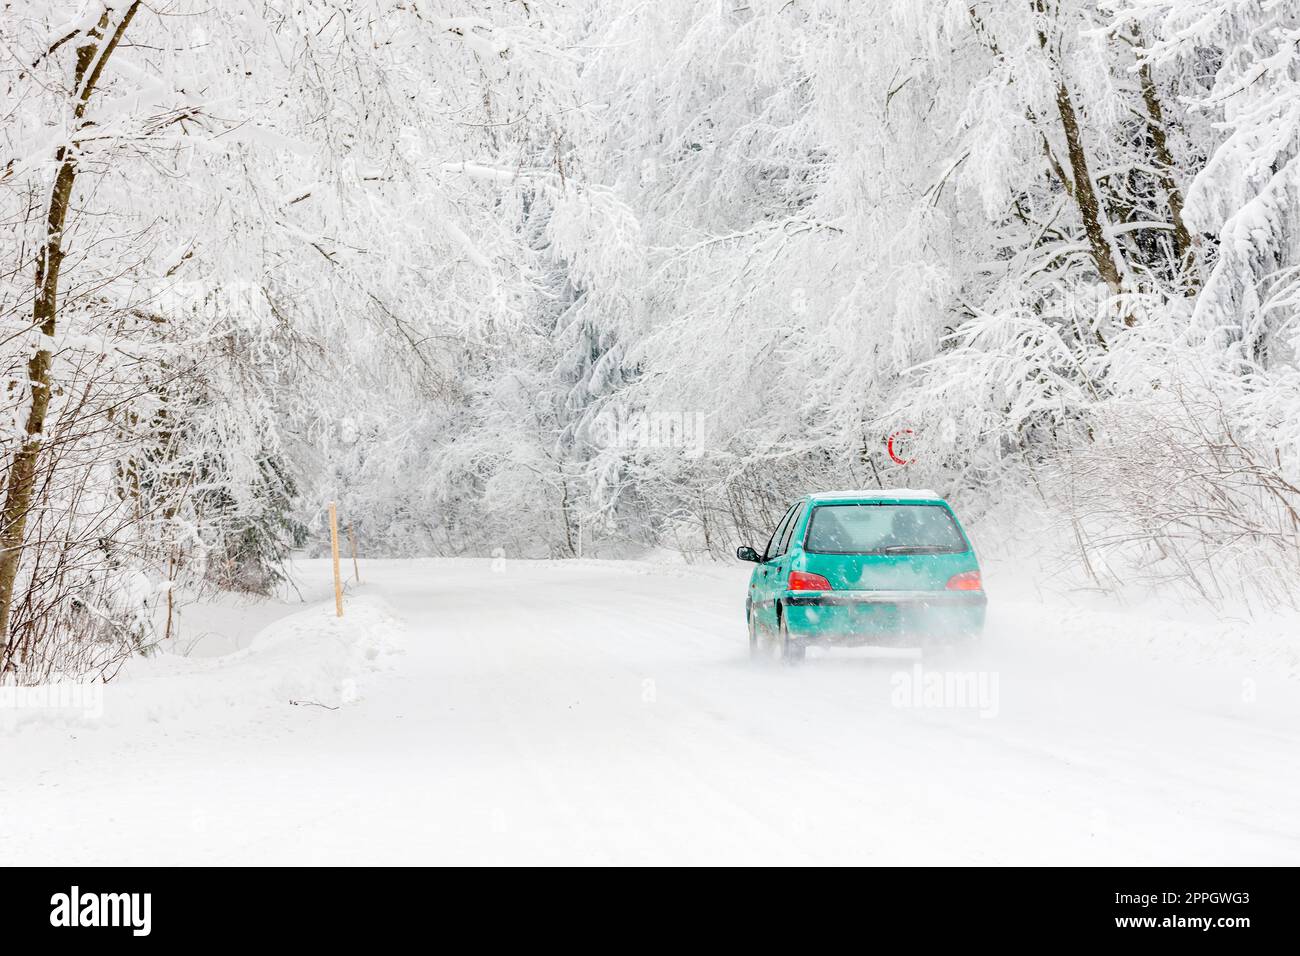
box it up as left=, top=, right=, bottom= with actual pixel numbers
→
left=736, top=545, right=761, bottom=563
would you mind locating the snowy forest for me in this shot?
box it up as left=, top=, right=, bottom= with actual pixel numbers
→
left=2, top=0, right=1299, bottom=683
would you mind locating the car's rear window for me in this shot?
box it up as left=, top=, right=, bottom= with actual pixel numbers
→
left=804, top=504, right=967, bottom=555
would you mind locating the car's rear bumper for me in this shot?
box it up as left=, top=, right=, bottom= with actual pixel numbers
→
left=783, top=589, right=986, bottom=646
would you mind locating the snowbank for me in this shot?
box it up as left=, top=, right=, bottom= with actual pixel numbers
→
left=1, top=593, right=405, bottom=734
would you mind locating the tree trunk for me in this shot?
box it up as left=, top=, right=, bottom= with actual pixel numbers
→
left=1133, top=37, right=1197, bottom=290
left=0, top=4, right=141, bottom=667
left=1052, top=80, right=1125, bottom=296
left=1032, top=1, right=1126, bottom=300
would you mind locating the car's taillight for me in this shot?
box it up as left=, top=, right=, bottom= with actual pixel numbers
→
left=788, top=570, right=832, bottom=591
left=946, top=570, right=983, bottom=591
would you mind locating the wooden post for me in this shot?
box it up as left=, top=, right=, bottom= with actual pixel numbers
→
left=328, top=502, right=343, bottom=617
left=163, top=549, right=177, bottom=643
left=348, top=521, right=360, bottom=583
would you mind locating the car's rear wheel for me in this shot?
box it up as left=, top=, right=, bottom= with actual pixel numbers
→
left=778, top=610, right=805, bottom=664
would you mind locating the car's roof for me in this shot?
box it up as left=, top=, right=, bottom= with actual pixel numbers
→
left=805, top=488, right=944, bottom=503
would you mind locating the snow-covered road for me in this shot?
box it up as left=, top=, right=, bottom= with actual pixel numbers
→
left=4, top=558, right=1299, bottom=865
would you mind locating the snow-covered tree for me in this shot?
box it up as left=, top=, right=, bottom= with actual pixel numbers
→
left=5, top=0, right=1300, bottom=679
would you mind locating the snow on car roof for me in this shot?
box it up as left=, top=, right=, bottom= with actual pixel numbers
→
left=807, top=488, right=943, bottom=501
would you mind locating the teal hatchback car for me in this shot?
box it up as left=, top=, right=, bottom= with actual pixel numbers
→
left=736, top=491, right=986, bottom=662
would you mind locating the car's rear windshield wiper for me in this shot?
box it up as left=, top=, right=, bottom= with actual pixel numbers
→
left=880, top=544, right=954, bottom=554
